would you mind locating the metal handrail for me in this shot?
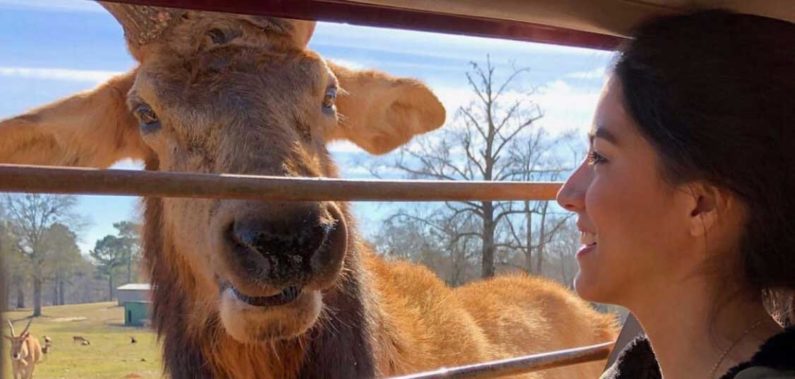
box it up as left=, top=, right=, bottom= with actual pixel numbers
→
left=392, top=341, right=614, bottom=379
left=0, top=164, right=561, bottom=201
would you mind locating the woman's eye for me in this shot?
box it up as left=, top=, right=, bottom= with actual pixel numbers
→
left=587, top=150, right=607, bottom=166
left=135, top=104, right=161, bottom=133
left=322, top=86, right=337, bottom=113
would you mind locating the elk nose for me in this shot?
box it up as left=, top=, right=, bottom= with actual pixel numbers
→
left=230, top=210, right=330, bottom=282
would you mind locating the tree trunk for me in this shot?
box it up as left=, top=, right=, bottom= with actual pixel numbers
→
left=559, top=248, right=570, bottom=285
left=33, top=277, right=42, bottom=317
left=449, top=244, right=463, bottom=286
left=59, top=278, right=66, bottom=305
left=481, top=201, right=496, bottom=278
left=15, top=286, right=24, bottom=309
left=108, top=275, right=114, bottom=302
left=52, top=279, right=58, bottom=306
left=534, top=202, right=549, bottom=274
left=2, top=275, right=9, bottom=311
left=524, top=201, right=533, bottom=274
left=127, top=255, right=133, bottom=284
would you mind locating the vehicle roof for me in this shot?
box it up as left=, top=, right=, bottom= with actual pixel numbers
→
left=114, top=0, right=795, bottom=49
left=348, top=1, right=795, bottom=37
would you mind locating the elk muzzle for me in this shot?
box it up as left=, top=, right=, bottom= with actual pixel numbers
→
left=222, top=202, right=347, bottom=296
left=230, top=210, right=328, bottom=282
left=215, top=202, right=348, bottom=342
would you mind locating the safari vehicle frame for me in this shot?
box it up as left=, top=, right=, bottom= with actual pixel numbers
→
left=1, top=0, right=792, bottom=377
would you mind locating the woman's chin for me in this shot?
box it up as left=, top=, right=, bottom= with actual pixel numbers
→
left=573, top=271, right=607, bottom=303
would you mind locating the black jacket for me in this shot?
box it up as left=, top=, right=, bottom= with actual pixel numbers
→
left=601, top=327, right=795, bottom=378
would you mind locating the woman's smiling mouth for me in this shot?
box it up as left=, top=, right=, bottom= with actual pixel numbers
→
left=578, top=231, right=598, bottom=257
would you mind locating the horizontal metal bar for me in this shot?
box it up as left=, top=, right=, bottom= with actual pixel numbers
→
left=391, top=341, right=613, bottom=379
left=0, top=165, right=561, bottom=201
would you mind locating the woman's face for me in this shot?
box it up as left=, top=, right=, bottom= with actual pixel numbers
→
left=557, top=77, right=698, bottom=306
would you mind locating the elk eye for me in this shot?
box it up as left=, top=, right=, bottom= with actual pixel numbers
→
left=135, top=104, right=161, bottom=134
left=207, top=28, right=228, bottom=44
left=322, top=86, right=337, bottom=113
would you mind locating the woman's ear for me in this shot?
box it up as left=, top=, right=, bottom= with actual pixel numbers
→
left=686, top=183, right=742, bottom=238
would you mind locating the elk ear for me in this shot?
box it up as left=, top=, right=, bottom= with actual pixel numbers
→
left=0, top=70, right=149, bottom=168
left=326, top=62, right=446, bottom=155
left=3, top=335, right=11, bottom=341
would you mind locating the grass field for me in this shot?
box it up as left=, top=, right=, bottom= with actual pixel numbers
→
left=3, top=302, right=162, bottom=379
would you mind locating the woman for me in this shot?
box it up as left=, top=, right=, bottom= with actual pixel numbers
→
left=556, top=10, right=795, bottom=379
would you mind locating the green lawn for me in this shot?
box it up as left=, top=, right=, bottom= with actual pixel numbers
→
left=3, top=302, right=162, bottom=379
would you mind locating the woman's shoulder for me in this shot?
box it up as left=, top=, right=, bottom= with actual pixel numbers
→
left=599, top=336, right=661, bottom=379
left=733, top=367, right=795, bottom=379
left=725, top=327, right=795, bottom=379
left=600, top=327, right=795, bottom=379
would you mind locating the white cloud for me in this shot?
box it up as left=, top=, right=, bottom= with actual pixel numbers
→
left=0, top=66, right=124, bottom=83
left=328, top=140, right=365, bottom=154
left=534, top=80, right=603, bottom=134
left=536, top=80, right=602, bottom=113
left=429, top=79, right=602, bottom=136
left=431, top=86, right=476, bottom=116
left=565, top=67, right=606, bottom=80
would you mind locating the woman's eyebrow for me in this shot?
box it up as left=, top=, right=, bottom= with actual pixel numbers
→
left=588, top=126, right=619, bottom=146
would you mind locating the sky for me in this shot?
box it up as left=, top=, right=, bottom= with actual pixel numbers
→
left=0, top=0, right=612, bottom=254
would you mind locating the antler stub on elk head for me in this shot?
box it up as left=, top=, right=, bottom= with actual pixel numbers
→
left=100, top=2, right=186, bottom=49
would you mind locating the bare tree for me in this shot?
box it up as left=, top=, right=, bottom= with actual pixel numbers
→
left=554, top=218, right=581, bottom=286
left=438, top=214, right=481, bottom=285
left=375, top=207, right=480, bottom=285
left=390, top=58, right=577, bottom=278
left=368, top=58, right=585, bottom=284
left=2, top=194, right=79, bottom=316
left=374, top=211, right=437, bottom=263
left=498, top=126, right=577, bottom=274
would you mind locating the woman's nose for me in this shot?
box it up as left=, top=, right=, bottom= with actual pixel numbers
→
left=556, top=160, right=590, bottom=212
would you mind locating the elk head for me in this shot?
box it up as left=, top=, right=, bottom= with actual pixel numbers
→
left=0, top=3, right=445, bottom=344
left=4, top=319, right=33, bottom=361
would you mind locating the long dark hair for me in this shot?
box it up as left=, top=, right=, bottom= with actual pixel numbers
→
left=614, top=10, right=795, bottom=325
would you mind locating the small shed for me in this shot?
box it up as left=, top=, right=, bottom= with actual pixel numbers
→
left=123, top=301, right=151, bottom=327
left=116, top=283, right=151, bottom=306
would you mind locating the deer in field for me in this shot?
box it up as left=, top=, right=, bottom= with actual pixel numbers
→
left=40, top=336, right=52, bottom=354
left=71, top=335, right=89, bottom=345
left=0, top=3, right=616, bottom=378
left=4, top=320, right=43, bottom=379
